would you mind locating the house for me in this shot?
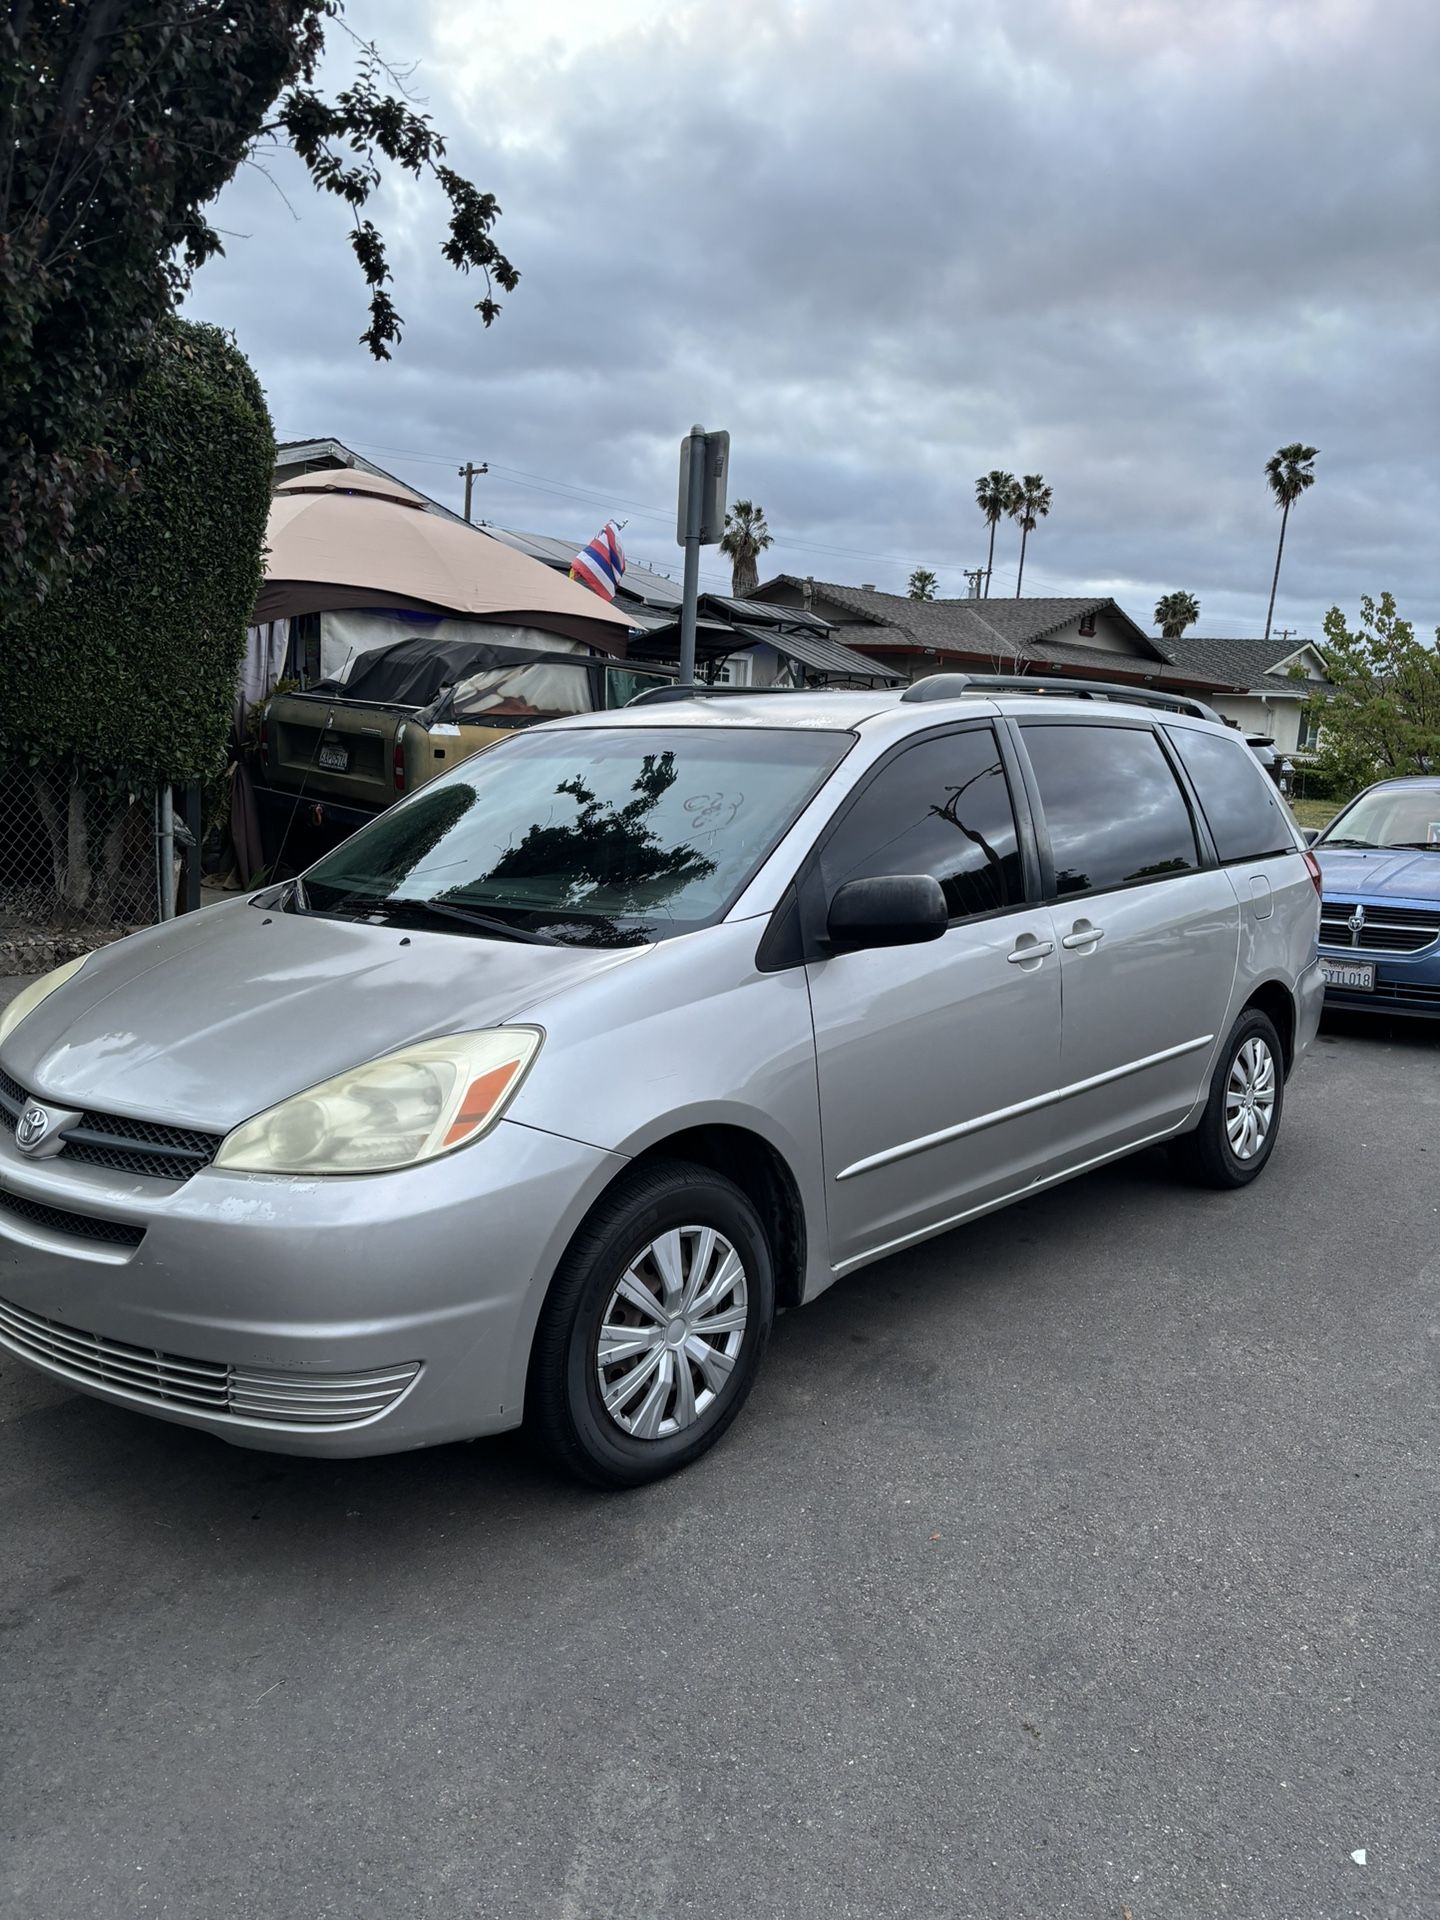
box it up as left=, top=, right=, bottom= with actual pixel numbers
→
left=748, top=578, right=1243, bottom=702
left=1151, top=638, right=1330, bottom=755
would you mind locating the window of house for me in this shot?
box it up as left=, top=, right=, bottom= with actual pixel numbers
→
left=1021, top=723, right=1200, bottom=896
left=1163, top=724, right=1296, bottom=863
left=1295, top=708, right=1322, bottom=753
left=709, top=653, right=753, bottom=687
left=821, top=727, right=1024, bottom=922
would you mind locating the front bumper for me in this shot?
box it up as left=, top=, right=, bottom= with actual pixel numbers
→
left=1317, top=941, right=1440, bottom=1018
left=0, top=1118, right=625, bottom=1455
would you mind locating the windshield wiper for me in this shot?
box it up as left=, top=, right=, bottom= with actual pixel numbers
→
left=1321, top=837, right=1381, bottom=849
left=379, top=897, right=563, bottom=945
left=1387, top=842, right=1440, bottom=852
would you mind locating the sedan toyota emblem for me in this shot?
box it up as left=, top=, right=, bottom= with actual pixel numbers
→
left=16, top=1105, right=52, bottom=1152
left=1347, top=904, right=1366, bottom=938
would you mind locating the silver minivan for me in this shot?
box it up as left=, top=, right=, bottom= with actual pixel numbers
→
left=0, top=679, right=1324, bottom=1484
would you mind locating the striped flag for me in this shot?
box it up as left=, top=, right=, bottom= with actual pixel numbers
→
left=570, top=522, right=626, bottom=600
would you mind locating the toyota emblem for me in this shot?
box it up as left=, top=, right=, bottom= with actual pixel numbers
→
left=16, top=1105, right=52, bottom=1152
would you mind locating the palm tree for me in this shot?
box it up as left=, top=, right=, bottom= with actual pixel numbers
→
left=1009, top=474, right=1052, bottom=597
left=719, top=500, right=773, bottom=599
left=1154, top=590, right=1201, bottom=641
left=974, top=471, right=1016, bottom=598
left=1262, top=443, right=1318, bottom=641
left=908, top=567, right=938, bottom=601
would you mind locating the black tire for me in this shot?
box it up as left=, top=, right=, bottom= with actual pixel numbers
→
left=1168, top=1006, right=1285, bottom=1189
left=528, top=1159, right=776, bottom=1488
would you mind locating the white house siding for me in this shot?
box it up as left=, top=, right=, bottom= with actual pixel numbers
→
left=1209, top=693, right=1309, bottom=753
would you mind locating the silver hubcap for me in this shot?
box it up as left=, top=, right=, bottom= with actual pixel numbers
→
left=1225, top=1036, right=1276, bottom=1160
left=596, top=1227, right=749, bottom=1440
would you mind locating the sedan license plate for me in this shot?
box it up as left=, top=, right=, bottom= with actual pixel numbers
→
left=1320, top=957, right=1375, bottom=991
left=317, top=742, right=349, bottom=772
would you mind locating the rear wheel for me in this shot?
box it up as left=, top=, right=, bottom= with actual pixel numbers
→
left=1169, top=1006, right=1284, bottom=1189
left=528, top=1160, right=775, bottom=1487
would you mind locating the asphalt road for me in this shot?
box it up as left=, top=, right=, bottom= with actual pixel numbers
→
left=2, top=1010, right=1437, bottom=1920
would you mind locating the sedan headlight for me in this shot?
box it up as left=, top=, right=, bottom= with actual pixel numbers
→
left=0, top=955, right=88, bottom=1048
left=213, top=1028, right=542, bottom=1176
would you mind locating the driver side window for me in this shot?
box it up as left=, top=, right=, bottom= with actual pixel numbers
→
left=821, top=726, right=1025, bottom=923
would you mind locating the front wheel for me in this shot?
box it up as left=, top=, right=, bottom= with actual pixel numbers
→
left=1169, top=1007, right=1285, bottom=1189
left=528, top=1160, right=776, bottom=1487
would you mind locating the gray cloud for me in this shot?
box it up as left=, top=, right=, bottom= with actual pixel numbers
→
left=187, top=0, right=1440, bottom=636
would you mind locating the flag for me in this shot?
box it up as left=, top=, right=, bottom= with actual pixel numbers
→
left=570, top=522, right=626, bottom=600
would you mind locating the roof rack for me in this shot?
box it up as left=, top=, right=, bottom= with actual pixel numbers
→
left=900, top=672, right=1222, bottom=723
left=627, top=683, right=809, bottom=707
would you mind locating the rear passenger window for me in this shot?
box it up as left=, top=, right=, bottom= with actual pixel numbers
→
left=823, top=726, right=1024, bottom=922
left=1163, top=725, right=1295, bottom=863
left=1021, top=723, right=1199, bottom=897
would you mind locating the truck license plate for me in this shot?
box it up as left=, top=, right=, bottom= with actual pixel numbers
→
left=1320, top=958, right=1374, bottom=991
left=317, top=743, right=349, bottom=772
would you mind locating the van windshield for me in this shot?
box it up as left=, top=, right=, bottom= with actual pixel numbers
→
left=299, top=725, right=850, bottom=947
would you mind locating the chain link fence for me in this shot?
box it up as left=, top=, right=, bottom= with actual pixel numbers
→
left=0, top=766, right=164, bottom=971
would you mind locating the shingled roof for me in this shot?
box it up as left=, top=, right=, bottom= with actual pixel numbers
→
left=751, top=578, right=1245, bottom=689
left=1155, top=636, right=1329, bottom=693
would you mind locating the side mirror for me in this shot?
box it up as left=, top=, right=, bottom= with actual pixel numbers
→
left=827, top=874, right=948, bottom=953
left=1303, top=827, right=1321, bottom=846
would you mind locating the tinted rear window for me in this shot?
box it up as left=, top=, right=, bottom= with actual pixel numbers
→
left=1021, top=722, right=1199, bottom=897
left=1164, top=725, right=1295, bottom=862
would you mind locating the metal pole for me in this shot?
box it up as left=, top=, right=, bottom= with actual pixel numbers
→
left=157, top=784, right=175, bottom=921
left=678, top=424, right=705, bottom=687
left=182, top=779, right=202, bottom=913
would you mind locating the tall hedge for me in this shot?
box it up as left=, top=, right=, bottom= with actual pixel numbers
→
left=1, top=319, right=275, bottom=786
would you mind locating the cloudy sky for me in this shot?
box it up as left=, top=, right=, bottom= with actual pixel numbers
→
left=187, top=0, right=1439, bottom=639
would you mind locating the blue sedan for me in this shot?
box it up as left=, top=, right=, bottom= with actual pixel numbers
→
left=1313, top=777, right=1440, bottom=1016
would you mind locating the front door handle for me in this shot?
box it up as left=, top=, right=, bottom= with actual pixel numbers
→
left=1061, top=921, right=1104, bottom=951
left=1007, top=934, right=1055, bottom=967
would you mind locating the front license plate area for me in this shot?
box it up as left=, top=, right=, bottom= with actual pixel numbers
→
left=1320, top=958, right=1375, bottom=991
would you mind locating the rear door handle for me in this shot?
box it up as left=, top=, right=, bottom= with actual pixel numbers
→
left=1007, top=936, right=1054, bottom=966
left=1061, top=924, right=1104, bottom=950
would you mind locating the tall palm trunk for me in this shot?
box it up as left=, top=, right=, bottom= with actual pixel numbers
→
left=1015, top=524, right=1030, bottom=597
left=1264, top=500, right=1290, bottom=642
left=984, top=519, right=997, bottom=597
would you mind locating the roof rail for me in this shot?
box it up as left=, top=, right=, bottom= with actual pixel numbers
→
left=627, top=683, right=808, bottom=707
left=900, top=672, right=1222, bottom=723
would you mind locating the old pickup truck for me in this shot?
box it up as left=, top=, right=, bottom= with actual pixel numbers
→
left=253, top=633, right=671, bottom=872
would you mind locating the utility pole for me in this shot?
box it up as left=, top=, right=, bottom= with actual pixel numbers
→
left=963, top=568, right=986, bottom=600
left=1274, top=626, right=1294, bottom=649
left=458, top=460, right=488, bottom=522
left=675, top=426, right=729, bottom=685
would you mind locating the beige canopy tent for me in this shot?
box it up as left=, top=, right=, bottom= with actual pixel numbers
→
left=254, top=469, right=634, bottom=654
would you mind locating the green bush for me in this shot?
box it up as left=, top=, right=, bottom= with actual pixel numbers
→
left=0, top=319, right=274, bottom=785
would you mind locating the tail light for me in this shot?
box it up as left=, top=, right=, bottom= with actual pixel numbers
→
left=1303, top=848, right=1323, bottom=897
left=392, top=725, right=407, bottom=795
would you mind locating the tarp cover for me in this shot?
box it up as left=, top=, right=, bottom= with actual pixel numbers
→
left=333, top=633, right=590, bottom=709
left=322, top=608, right=583, bottom=685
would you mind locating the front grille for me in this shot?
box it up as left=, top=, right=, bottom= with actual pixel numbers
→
left=0, top=1191, right=144, bottom=1248
left=1367, top=980, right=1440, bottom=1008
left=1319, top=900, right=1440, bottom=954
left=0, top=1069, right=220, bottom=1181
left=0, top=1295, right=421, bottom=1428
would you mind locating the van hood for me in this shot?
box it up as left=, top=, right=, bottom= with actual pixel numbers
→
left=3, top=899, right=640, bottom=1131
left=1315, top=846, right=1440, bottom=904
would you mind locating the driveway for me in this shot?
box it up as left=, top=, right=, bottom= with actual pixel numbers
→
left=2, top=1013, right=1437, bottom=1919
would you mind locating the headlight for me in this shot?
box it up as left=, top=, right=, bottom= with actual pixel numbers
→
left=213, top=1028, right=542, bottom=1176
left=0, top=955, right=88, bottom=1049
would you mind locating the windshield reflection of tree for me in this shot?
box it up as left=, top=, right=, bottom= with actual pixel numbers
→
left=317, top=786, right=477, bottom=903
left=444, top=750, right=718, bottom=938
left=928, top=761, right=1014, bottom=914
